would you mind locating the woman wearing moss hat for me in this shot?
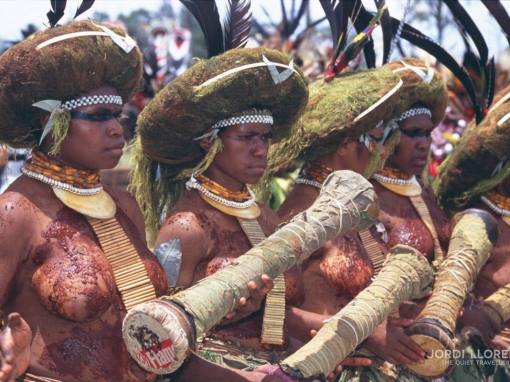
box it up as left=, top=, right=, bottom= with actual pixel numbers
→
left=269, top=63, right=437, bottom=377
left=130, top=0, right=315, bottom=375
left=0, top=20, right=172, bottom=382
left=351, top=59, right=452, bottom=375
left=131, top=43, right=312, bottom=378
left=371, top=58, right=451, bottom=271
left=435, top=85, right=510, bottom=381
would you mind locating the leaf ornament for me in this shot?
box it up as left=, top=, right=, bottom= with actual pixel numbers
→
left=262, top=54, right=295, bottom=84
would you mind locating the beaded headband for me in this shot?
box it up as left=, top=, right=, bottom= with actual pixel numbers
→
left=195, top=109, right=273, bottom=140
left=398, top=107, right=432, bottom=122
left=33, top=95, right=124, bottom=145
left=60, top=95, right=123, bottom=110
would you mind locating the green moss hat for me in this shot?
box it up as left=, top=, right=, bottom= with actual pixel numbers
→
left=435, top=86, right=510, bottom=212
left=136, top=47, right=308, bottom=165
left=131, top=47, right=308, bottom=241
left=0, top=20, right=143, bottom=148
left=383, top=58, right=447, bottom=125
left=266, top=67, right=403, bottom=173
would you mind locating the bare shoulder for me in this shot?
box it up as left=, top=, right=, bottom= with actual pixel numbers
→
left=156, top=210, right=208, bottom=249
left=156, top=209, right=210, bottom=288
left=0, top=190, right=38, bottom=264
left=0, top=190, right=38, bottom=231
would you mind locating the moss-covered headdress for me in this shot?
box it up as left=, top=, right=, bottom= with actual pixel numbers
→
left=0, top=20, right=142, bottom=151
left=266, top=67, right=403, bottom=176
left=131, top=46, right=308, bottom=238
left=435, top=85, right=510, bottom=212
left=130, top=1, right=309, bottom=240
left=264, top=1, right=406, bottom=180
left=383, top=58, right=447, bottom=125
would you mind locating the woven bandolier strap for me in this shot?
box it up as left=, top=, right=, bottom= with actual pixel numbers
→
left=88, top=217, right=157, bottom=311
left=358, top=228, right=386, bottom=276
left=409, top=195, right=445, bottom=265
left=237, top=217, right=286, bottom=345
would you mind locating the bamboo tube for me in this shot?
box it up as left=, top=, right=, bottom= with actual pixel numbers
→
left=122, top=170, right=378, bottom=374
left=484, top=284, right=510, bottom=326
left=405, top=209, right=498, bottom=378
left=279, top=244, right=434, bottom=379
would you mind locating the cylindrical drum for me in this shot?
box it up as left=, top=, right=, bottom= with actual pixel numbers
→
left=279, top=245, right=433, bottom=379
left=405, top=209, right=497, bottom=377
left=122, top=299, right=194, bottom=373
left=123, top=170, right=378, bottom=374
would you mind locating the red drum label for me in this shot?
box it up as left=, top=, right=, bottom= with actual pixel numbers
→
left=123, top=301, right=190, bottom=374
left=136, top=338, right=176, bottom=370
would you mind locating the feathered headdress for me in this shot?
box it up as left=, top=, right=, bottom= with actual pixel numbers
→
left=180, top=0, right=252, bottom=57
left=349, top=0, right=510, bottom=124
left=263, top=0, right=405, bottom=190
left=320, top=0, right=390, bottom=79
left=0, top=0, right=141, bottom=150
left=424, top=1, right=510, bottom=210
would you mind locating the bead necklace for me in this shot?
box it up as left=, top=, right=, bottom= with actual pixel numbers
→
left=373, top=167, right=416, bottom=186
left=295, top=162, right=333, bottom=189
left=481, top=191, right=510, bottom=217
left=21, top=149, right=102, bottom=195
left=186, top=174, right=256, bottom=209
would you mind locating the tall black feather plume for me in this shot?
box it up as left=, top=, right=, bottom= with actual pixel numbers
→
left=350, top=0, right=376, bottom=68
left=180, top=0, right=224, bottom=57
left=280, top=0, right=289, bottom=36
left=374, top=0, right=393, bottom=64
left=356, top=7, right=484, bottom=122
left=486, top=57, right=496, bottom=108
left=444, top=0, right=501, bottom=111
left=47, top=0, right=67, bottom=27
left=335, top=0, right=357, bottom=57
left=224, top=0, right=252, bottom=50
left=457, top=25, right=472, bottom=53
left=321, top=0, right=363, bottom=70
left=443, top=0, right=488, bottom=64
left=462, top=50, right=489, bottom=111
left=74, top=0, right=95, bottom=19
left=319, top=0, right=340, bottom=43
left=481, top=0, right=510, bottom=47
left=398, top=22, right=484, bottom=122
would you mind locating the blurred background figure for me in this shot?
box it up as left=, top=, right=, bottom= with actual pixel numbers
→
left=144, top=22, right=191, bottom=92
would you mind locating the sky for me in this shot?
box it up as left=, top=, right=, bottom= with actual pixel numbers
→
left=0, top=0, right=509, bottom=61
left=0, top=0, right=163, bottom=39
